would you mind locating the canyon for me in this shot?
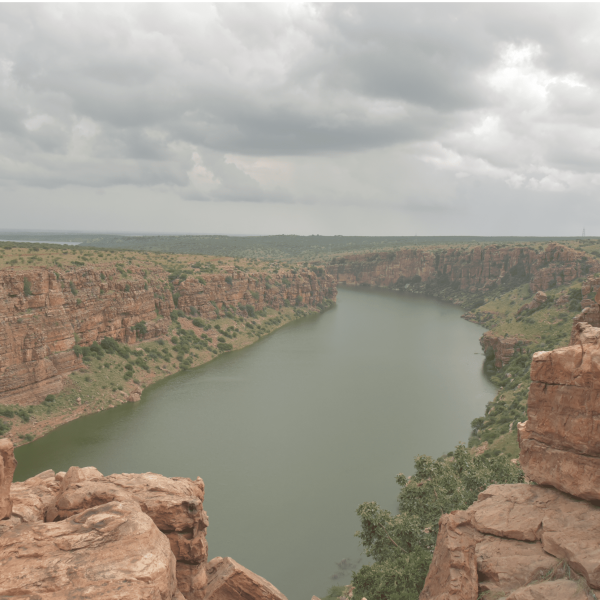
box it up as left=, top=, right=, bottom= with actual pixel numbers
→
left=327, top=242, right=599, bottom=294
left=419, top=300, right=600, bottom=599
left=0, top=264, right=336, bottom=405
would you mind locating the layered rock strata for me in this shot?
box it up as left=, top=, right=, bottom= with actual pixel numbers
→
left=480, top=332, right=530, bottom=368
left=0, top=266, right=336, bottom=404
left=420, top=321, right=600, bottom=599
left=0, top=440, right=287, bottom=600
left=327, top=243, right=599, bottom=294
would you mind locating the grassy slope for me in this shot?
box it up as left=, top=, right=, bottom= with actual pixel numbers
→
left=0, top=242, right=330, bottom=445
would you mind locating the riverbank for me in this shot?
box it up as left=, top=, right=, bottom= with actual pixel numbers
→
left=0, top=242, right=336, bottom=446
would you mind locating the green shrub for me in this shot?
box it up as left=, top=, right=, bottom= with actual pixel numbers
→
left=0, top=419, right=11, bottom=437
left=132, top=321, right=148, bottom=339
left=172, top=292, right=180, bottom=307
left=70, top=281, right=78, bottom=296
left=225, top=276, right=233, bottom=285
left=295, top=295, right=303, bottom=306
left=217, top=342, right=233, bottom=352
left=352, top=445, right=524, bottom=600
left=245, top=304, right=256, bottom=318
left=23, top=277, right=32, bottom=297
left=44, top=395, right=56, bottom=403
left=192, top=318, right=205, bottom=328
left=250, top=291, right=259, bottom=300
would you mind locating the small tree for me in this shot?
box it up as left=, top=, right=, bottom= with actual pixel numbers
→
left=132, top=321, right=148, bottom=340
left=23, top=277, right=32, bottom=297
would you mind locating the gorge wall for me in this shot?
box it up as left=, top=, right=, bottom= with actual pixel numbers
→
left=420, top=318, right=600, bottom=600
left=0, top=266, right=336, bottom=405
left=327, top=243, right=599, bottom=294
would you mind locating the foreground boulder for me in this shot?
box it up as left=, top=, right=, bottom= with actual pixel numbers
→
left=202, top=557, right=288, bottom=600
left=0, top=440, right=286, bottom=600
left=0, top=500, right=178, bottom=599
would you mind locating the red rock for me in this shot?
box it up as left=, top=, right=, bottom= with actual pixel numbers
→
left=476, top=535, right=557, bottom=595
left=419, top=511, right=482, bottom=600
left=0, top=500, right=178, bottom=599
left=0, top=439, right=17, bottom=520
left=505, top=580, right=588, bottom=600
left=202, top=556, right=288, bottom=600
left=516, top=291, right=547, bottom=316
left=0, top=266, right=336, bottom=405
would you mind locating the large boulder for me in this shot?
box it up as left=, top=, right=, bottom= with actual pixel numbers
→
left=0, top=439, right=17, bottom=520
left=0, top=500, right=179, bottom=599
left=202, top=557, right=288, bottom=600
left=420, top=484, right=600, bottom=598
left=45, top=466, right=209, bottom=600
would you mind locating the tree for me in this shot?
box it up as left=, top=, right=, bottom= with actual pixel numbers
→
left=352, top=444, right=524, bottom=600
left=132, top=321, right=148, bottom=340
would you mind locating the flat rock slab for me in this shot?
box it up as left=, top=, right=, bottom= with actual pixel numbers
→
left=202, top=557, right=288, bottom=600
left=505, top=579, right=589, bottom=600
left=0, top=500, right=178, bottom=600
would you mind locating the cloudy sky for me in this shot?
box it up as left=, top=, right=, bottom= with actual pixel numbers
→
left=1, top=3, right=599, bottom=236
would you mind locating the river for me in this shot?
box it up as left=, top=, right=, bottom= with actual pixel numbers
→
left=14, top=286, right=495, bottom=600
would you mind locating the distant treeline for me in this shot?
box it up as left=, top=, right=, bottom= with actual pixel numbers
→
left=0, top=232, right=589, bottom=261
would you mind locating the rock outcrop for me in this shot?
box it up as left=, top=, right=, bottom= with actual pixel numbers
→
left=516, top=291, right=547, bottom=315
left=0, top=438, right=17, bottom=519
left=480, top=332, right=529, bottom=368
left=327, top=243, right=599, bottom=295
left=0, top=266, right=336, bottom=404
left=420, top=320, right=600, bottom=599
left=0, top=440, right=288, bottom=600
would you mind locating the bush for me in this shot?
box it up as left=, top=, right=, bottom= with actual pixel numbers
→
left=192, top=318, right=205, bottom=328
left=217, top=342, right=233, bottom=352
left=172, top=292, right=180, bottom=307
left=295, top=295, right=303, bottom=306
left=225, top=276, right=233, bottom=285
left=245, top=304, right=256, bottom=318
left=132, top=321, right=148, bottom=339
left=352, top=445, right=524, bottom=600
left=44, top=394, right=56, bottom=403
left=70, top=281, right=78, bottom=296
left=23, top=277, right=32, bottom=297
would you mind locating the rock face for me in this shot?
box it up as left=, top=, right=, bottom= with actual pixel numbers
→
left=520, top=321, right=600, bottom=500
left=480, top=332, right=530, bottom=368
left=327, top=243, right=599, bottom=294
left=0, top=266, right=336, bottom=404
left=0, top=438, right=17, bottom=519
left=0, top=441, right=287, bottom=600
left=420, top=319, right=600, bottom=599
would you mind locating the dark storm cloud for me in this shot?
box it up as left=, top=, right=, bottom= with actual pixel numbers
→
left=0, top=2, right=599, bottom=216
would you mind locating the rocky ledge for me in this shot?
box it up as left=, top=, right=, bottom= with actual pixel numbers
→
left=419, top=320, right=600, bottom=599
left=0, top=441, right=287, bottom=600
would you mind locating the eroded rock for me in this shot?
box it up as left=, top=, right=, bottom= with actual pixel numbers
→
left=0, top=438, right=17, bottom=520
left=0, top=500, right=178, bottom=599
left=202, top=556, right=288, bottom=600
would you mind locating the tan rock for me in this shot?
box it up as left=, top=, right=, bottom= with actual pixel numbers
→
left=519, top=437, right=600, bottom=502
left=476, top=535, right=557, bottom=594
left=419, top=511, right=482, bottom=600
left=177, top=562, right=208, bottom=600
left=0, top=438, right=17, bottom=520
left=505, top=579, right=589, bottom=600
left=202, top=556, right=288, bottom=600
left=9, top=468, right=60, bottom=523
left=0, top=500, right=178, bottom=599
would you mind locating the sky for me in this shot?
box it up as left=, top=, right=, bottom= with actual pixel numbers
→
left=0, top=3, right=599, bottom=237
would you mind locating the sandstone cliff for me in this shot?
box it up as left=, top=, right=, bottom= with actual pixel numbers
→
left=0, top=439, right=287, bottom=600
left=419, top=320, right=600, bottom=599
left=327, top=243, right=599, bottom=295
left=0, top=266, right=336, bottom=405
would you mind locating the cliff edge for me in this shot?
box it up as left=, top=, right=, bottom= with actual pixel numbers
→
left=419, top=320, right=600, bottom=599
left=0, top=439, right=287, bottom=600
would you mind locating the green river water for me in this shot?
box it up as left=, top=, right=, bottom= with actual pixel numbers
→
left=14, top=287, right=495, bottom=600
